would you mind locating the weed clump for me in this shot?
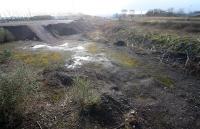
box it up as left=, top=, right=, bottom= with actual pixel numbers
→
left=0, top=64, right=38, bottom=128
left=64, top=77, right=100, bottom=127
left=70, top=77, right=100, bottom=109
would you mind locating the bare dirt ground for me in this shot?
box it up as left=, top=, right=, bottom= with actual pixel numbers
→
left=0, top=17, right=200, bottom=129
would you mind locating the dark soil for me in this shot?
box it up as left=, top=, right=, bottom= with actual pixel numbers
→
left=42, top=67, right=73, bottom=87
left=4, top=26, right=39, bottom=41
left=44, top=23, right=79, bottom=36
left=44, top=19, right=95, bottom=37
left=114, top=40, right=126, bottom=46
left=83, top=94, right=130, bottom=126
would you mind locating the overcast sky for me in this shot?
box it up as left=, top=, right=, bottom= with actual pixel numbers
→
left=0, top=0, right=199, bottom=16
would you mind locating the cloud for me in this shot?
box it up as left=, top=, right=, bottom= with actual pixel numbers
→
left=0, top=0, right=199, bottom=16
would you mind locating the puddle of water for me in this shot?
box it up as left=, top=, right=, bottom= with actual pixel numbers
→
left=32, top=44, right=48, bottom=49
left=32, top=43, right=84, bottom=51
left=67, top=53, right=112, bottom=69
left=30, top=42, right=113, bottom=69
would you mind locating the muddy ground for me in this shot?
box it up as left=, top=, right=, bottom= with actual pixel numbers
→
left=0, top=18, right=200, bottom=129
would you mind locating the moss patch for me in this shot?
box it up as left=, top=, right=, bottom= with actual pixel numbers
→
left=154, top=75, right=175, bottom=88
left=13, top=51, right=64, bottom=67
left=109, top=51, right=138, bottom=68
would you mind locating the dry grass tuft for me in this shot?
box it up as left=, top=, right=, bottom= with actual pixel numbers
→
left=70, top=77, right=100, bottom=109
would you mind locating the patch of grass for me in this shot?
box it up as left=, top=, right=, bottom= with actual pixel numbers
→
left=0, top=49, right=12, bottom=63
left=109, top=51, right=138, bottom=67
left=13, top=51, right=64, bottom=67
left=144, top=31, right=200, bottom=56
left=154, top=75, right=175, bottom=88
left=0, top=64, right=38, bottom=128
left=107, top=22, right=200, bottom=57
left=141, top=20, right=200, bottom=33
left=68, top=77, right=100, bottom=110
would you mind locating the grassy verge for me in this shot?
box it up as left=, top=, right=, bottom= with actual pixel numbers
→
left=0, top=64, right=39, bottom=129
left=140, top=20, right=200, bottom=33
left=102, top=20, right=200, bottom=75
left=106, top=21, right=200, bottom=57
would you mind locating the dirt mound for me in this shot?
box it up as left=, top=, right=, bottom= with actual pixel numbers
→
left=44, top=19, right=95, bottom=37
left=80, top=93, right=138, bottom=128
left=0, top=19, right=95, bottom=43
left=44, top=23, right=78, bottom=36
left=83, top=94, right=123, bottom=125
left=4, top=26, right=39, bottom=41
left=42, top=68, right=73, bottom=87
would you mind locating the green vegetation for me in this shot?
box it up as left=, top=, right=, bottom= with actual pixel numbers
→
left=13, top=51, right=64, bottom=67
left=109, top=51, right=138, bottom=67
left=0, top=49, right=12, bottom=63
left=154, top=75, right=175, bottom=88
left=150, top=34, right=200, bottom=55
left=0, top=28, right=15, bottom=43
left=0, top=64, right=38, bottom=128
left=113, top=25, right=200, bottom=57
left=69, top=77, right=100, bottom=110
left=141, top=20, right=200, bottom=33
